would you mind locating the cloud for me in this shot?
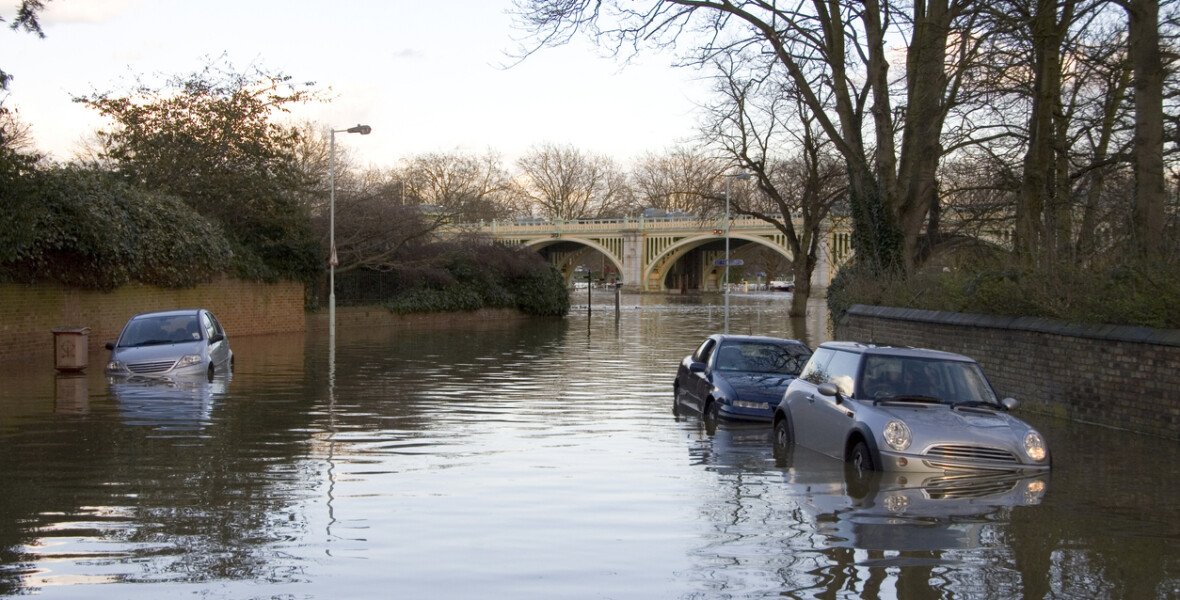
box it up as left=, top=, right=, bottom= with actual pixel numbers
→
left=390, top=48, right=423, bottom=60
left=41, top=0, right=133, bottom=24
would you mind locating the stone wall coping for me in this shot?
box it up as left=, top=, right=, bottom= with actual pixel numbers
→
left=843, top=304, right=1180, bottom=348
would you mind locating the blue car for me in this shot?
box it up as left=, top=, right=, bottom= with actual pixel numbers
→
left=674, top=334, right=812, bottom=423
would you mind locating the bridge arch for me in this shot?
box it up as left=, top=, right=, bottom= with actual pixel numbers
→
left=520, top=237, right=625, bottom=285
left=644, top=233, right=795, bottom=292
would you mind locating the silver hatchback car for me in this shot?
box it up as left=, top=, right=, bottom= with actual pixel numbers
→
left=105, top=309, right=233, bottom=380
left=773, top=342, right=1050, bottom=473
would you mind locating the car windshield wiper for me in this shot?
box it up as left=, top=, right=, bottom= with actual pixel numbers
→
left=873, top=394, right=943, bottom=406
left=132, top=339, right=174, bottom=347
left=950, top=400, right=1003, bottom=411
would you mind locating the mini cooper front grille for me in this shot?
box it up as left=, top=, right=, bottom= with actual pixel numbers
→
left=923, top=444, right=1019, bottom=464
left=127, top=360, right=176, bottom=374
left=921, top=476, right=1020, bottom=499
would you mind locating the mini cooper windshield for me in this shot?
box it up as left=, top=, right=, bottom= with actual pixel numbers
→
left=860, top=355, right=1001, bottom=408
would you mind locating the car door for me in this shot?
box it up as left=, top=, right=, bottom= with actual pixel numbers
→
left=793, top=349, right=863, bottom=459
left=201, top=311, right=229, bottom=368
left=683, top=338, right=717, bottom=409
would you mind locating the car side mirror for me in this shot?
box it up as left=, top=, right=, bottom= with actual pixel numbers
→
left=210, top=333, right=225, bottom=344
left=817, top=382, right=840, bottom=397
left=104, top=342, right=115, bottom=351
left=689, top=362, right=706, bottom=374
left=1001, top=397, right=1018, bottom=411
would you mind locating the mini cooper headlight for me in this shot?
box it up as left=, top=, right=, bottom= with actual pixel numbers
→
left=1024, top=431, right=1047, bottom=462
left=883, top=420, right=912, bottom=452
left=176, top=354, right=203, bottom=368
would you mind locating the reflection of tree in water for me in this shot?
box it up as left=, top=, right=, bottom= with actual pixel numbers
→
left=0, top=370, right=320, bottom=593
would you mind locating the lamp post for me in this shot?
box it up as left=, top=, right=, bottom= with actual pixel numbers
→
left=329, top=124, right=372, bottom=343
left=724, top=172, right=750, bottom=334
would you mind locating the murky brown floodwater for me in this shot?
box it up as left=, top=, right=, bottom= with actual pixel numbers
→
left=1, top=292, right=1178, bottom=599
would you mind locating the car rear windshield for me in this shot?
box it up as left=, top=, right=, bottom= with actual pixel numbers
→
left=119, top=315, right=203, bottom=347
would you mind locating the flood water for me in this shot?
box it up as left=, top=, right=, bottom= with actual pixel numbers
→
left=1, top=293, right=1179, bottom=599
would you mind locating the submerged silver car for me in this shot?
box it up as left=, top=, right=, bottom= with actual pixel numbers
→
left=105, top=309, right=233, bottom=380
left=772, top=342, right=1050, bottom=473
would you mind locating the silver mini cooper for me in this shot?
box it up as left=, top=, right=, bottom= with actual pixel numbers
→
left=772, top=342, right=1050, bottom=473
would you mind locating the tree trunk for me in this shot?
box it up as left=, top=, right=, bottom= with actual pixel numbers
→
left=1127, top=0, right=1166, bottom=260
left=789, top=227, right=821, bottom=318
left=896, top=0, right=953, bottom=269
left=1017, top=0, right=1070, bottom=264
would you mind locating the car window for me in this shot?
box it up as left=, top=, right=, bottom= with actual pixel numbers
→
left=798, top=348, right=858, bottom=394
left=858, top=355, right=999, bottom=404
left=824, top=350, right=860, bottom=396
left=715, top=342, right=811, bottom=374
left=694, top=339, right=716, bottom=364
left=799, top=348, right=834, bottom=384
left=208, top=313, right=225, bottom=337
left=120, top=315, right=201, bottom=347
left=201, top=312, right=216, bottom=340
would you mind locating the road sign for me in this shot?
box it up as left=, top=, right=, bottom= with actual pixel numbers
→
left=714, top=259, right=744, bottom=266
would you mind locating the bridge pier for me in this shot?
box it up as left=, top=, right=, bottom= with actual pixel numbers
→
left=620, top=229, right=643, bottom=293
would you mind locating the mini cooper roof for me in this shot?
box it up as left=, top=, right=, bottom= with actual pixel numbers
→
left=815, top=341, right=978, bottom=363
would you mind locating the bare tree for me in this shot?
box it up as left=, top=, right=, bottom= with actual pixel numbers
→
left=403, top=150, right=516, bottom=222
left=631, top=146, right=724, bottom=214
left=514, top=142, right=631, bottom=219
left=512, top=0, right=986, bottom=273
left=700, top=54, right=845, bottom=316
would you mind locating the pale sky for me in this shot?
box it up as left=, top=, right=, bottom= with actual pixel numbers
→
left=1, top=0, right=714, bottom=168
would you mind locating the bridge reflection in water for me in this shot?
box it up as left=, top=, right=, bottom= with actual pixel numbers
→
left=446, top=215, right=854, bottom=292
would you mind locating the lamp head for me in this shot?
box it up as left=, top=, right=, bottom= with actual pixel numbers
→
left=346, top=124, right=372, bottom=135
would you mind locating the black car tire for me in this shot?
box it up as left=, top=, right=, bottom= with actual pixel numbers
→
left=848, top=440, right=874, bottom=472
left=703, top=400, right=719, bottom=434
left=773, top=417, right=792, bottom=450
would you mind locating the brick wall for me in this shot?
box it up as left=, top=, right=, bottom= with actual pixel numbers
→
left=0, top=278, right=305, bottom=363
left=836, top=305, right=1180, bottom=441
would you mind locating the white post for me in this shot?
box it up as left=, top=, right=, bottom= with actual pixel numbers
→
left=723, top=172, right=750, bottom=335
left=724, top=176, right=731, bottom=334
left=329, top=129, right=336, bottom=343
left=327, top=124, right=371, bottom=346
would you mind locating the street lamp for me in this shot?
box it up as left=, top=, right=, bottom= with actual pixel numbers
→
left=329, top=124, right=372, bottom=342
left=724, top=171, right=751, bottom=334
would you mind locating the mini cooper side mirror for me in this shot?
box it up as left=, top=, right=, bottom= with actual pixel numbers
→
left=817, top=382, right=840, bottom=397
left=1001, top=397, right=1019, bottom=411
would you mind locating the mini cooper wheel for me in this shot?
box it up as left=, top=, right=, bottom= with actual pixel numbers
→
left=847, top=440, right=874, bottom=472
left=773, top=418, right=792, bottom=451
left=844, top=440, right=876, bottom=499
left=772, top=417, right=793, bottom=463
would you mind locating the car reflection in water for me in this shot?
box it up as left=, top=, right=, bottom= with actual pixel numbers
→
left=776, top=443, right=1049, bottom=553
left=108, top=372, right=231, bottom=433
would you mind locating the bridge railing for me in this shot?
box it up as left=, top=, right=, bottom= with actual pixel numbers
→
left=449, top=215, right=792, bottom=235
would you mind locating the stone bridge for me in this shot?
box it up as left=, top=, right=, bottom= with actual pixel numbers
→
left=443, top=216, right=853, bottom=293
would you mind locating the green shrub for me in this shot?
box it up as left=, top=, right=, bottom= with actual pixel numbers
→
left=0, top=166, right=232, bottom=290
left=829, top=255, right=1180, bottom=329
left=353, top=241, right=568, bottom=317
